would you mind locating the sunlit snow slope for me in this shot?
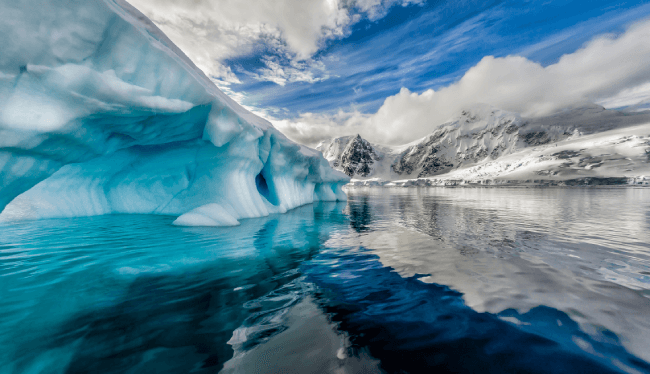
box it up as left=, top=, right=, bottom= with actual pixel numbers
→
left=0, top=0, right=348, bottom=225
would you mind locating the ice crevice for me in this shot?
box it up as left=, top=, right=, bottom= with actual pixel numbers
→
left=0, top=0, right=348, bottom=226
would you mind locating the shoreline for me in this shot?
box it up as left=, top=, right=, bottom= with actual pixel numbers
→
left=345, top=176, right=650, bottom=188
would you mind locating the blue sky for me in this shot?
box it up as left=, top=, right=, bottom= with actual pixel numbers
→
left=225, top=0, right=650, bottom=116
left=132, top=0, right=650, bottom=145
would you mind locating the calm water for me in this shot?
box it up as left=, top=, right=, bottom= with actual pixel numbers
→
left=1, top=188, right=649, bottom=373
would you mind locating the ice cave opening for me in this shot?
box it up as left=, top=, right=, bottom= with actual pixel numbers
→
left=255, top=171, right=279, bottom=206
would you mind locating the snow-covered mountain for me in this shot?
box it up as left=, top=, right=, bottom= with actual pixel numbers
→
left=0, top=0, right=348, bottom=225
left=317, top=104, right=650, bottom=186
left=317, top=134, right=385, bottom=177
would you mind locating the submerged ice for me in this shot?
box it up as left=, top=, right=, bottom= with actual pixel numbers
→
left=0, top=0, right=348, bottom=225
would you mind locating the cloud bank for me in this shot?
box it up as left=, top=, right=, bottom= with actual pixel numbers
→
left=274, top=19, right=650, bottom=146
left=129, top=0, right=422, bottom=85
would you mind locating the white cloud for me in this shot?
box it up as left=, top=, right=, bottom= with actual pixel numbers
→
left=272, top=110, right=370, bottom=147
left=128, top=0, right=419, bottom=83
left=248, top=57, right=330, bottom=86
left=596, top=82, right=650, bottom=109
left=353, top=0, right=423, bottom=20
left=278, top=19, right=650, bottom=146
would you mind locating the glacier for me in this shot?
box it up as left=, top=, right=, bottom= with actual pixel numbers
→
left=0, top=0, right=348, bottom=225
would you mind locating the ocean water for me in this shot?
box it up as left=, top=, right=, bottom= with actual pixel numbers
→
left=0, top=187, right=649, bottom=373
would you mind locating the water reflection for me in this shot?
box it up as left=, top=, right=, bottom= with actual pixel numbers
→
left=1, top=188, right=649, bottom=373
left=305, top=246, right=649, bottom=373
left=343, top=187, right=650, bottom=366
left=0, top=203, right=349, bottom=373
left=348, top=194, right=373, bottom=233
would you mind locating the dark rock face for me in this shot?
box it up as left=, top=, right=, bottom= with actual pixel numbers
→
left=391, top=130, right=456, bottom=178
left=522, top=131, right=551, bottom=146
left=339, top=135, right=380, bottom=177
left=417, top=157, right=455, bottom=178
left=552, top=150, right=582, bottom=159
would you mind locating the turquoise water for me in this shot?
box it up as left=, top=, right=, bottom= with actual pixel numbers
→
left=1, top=188, right=649, bottom=373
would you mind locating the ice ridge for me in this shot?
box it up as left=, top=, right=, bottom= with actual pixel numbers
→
left=0, top=0, right=348, bottom=225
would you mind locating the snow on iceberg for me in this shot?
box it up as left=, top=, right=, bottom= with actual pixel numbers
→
left=0, top=0, right=348, bottom=225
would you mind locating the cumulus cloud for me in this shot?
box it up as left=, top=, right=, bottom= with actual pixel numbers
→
left=273, top=111, right=370, bottom=147
left=128, top=0, right=420, bottom=84
left=277, top=19, right=650, bottom=146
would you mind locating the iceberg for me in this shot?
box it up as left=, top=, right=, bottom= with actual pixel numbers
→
left=0, top=0, right=348, bottom=225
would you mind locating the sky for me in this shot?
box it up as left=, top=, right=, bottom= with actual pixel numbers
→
left=129, top=0, right=650, bottom=146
